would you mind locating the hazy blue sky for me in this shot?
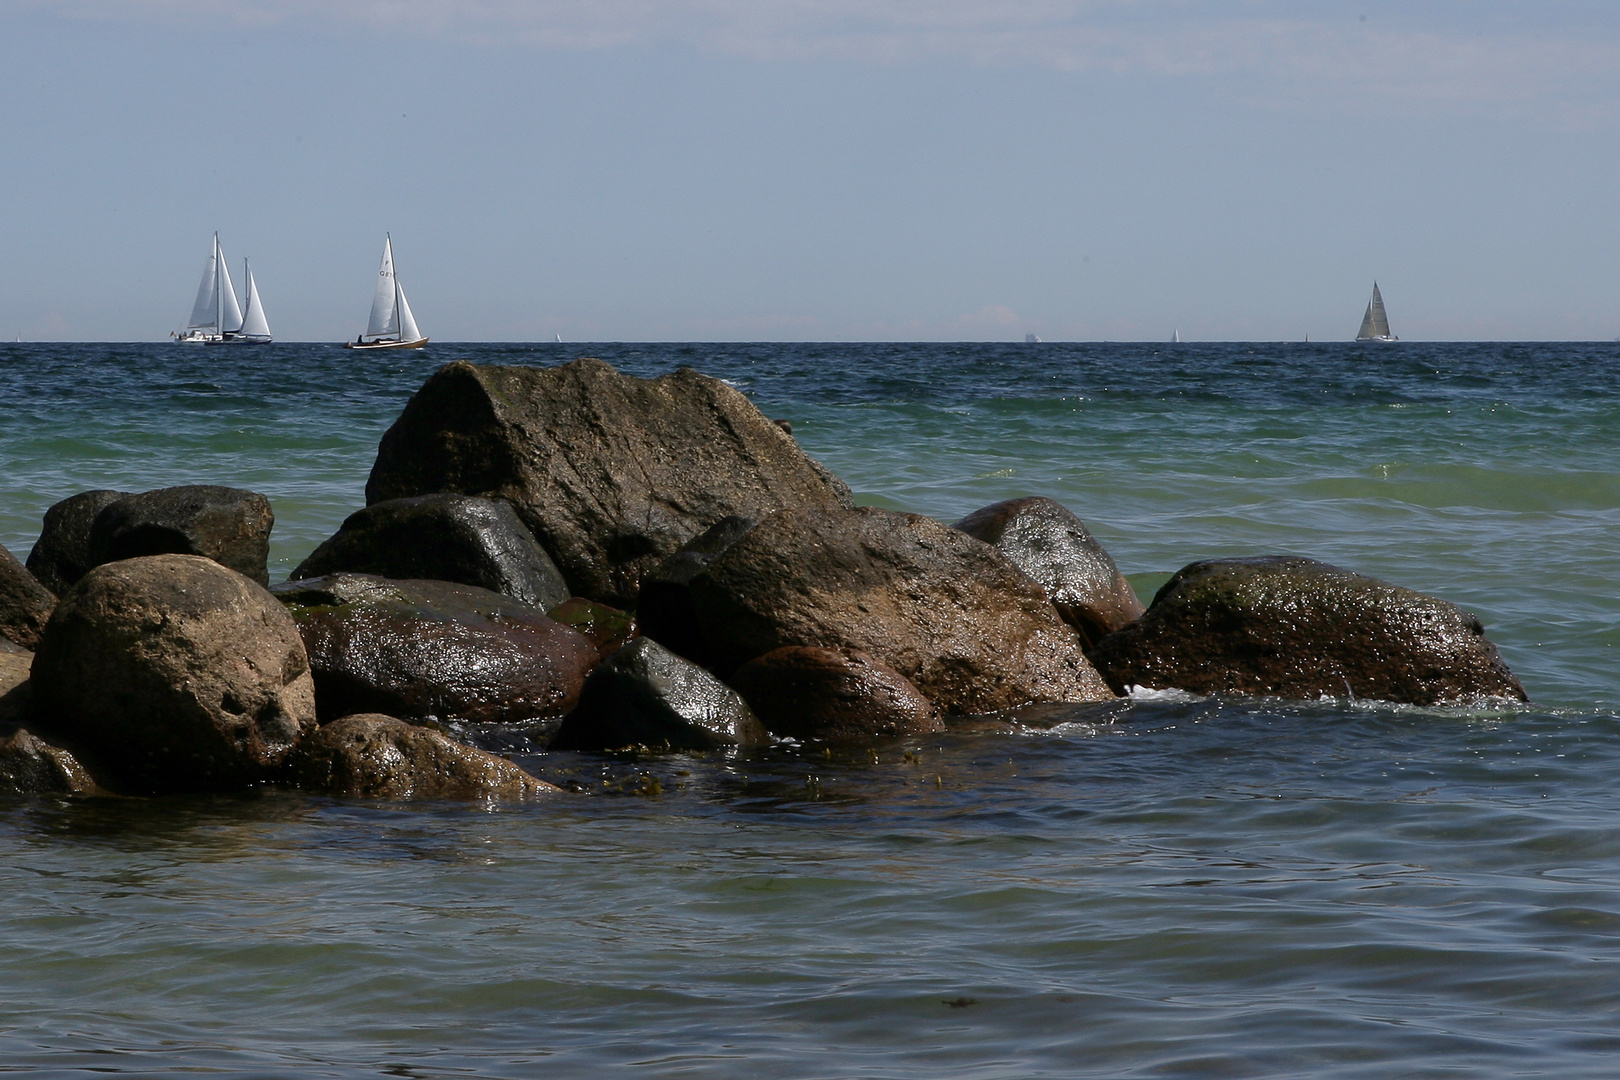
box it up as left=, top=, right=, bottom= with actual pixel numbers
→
left=3, top=1, right=1618, bottom=341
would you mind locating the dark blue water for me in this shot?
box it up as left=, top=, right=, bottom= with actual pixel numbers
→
left=1, top=341, right=1618, bottom=1077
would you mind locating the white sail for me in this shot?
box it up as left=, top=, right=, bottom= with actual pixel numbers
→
left=238, top=261, right=271, bottom=340
left=1357, top=282, right=1394, bottom=340
left=217, top=238, right=244, bottom=334
left=366, top=236, right=398, bottom=338
left=187, top=242, right=219, bottom=330
left=395, top=282, right=421, bottom=343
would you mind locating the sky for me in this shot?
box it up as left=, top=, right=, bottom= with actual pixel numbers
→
left=2, top=1, right=1619, bottom=342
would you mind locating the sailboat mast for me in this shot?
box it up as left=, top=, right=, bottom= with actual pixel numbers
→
left=214, top=233, right=223, bottom=337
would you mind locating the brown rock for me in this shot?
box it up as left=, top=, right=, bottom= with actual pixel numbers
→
left=87, top=485, right=275, bottom=586
left=30, top=554, right=318, bottom=793
left=953, top=496, right=1143, bottom=648
left=0, top=727, right=105, bottom=796
left=546, top=597, right=638, bottom=661
left=1088, top=556, right=1529, bottom=706
left=363, top=358, right=855, bottom=607
left=687, top=506, right=1115, bottom=714
left=289, top=713, right=559, bottom=800
left=0, top=542, right=54, bottom=650
left=273, top=574, right=599, bottom=727
left=730, top=646, right=943, bottom=743
left=26, top=489, right=131, bottom=594
left=0, top=650, right=32, bottom=727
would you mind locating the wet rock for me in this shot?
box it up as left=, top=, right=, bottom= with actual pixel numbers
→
left=26, top=489, right=130, bottom=594
left=686, top=506, right=1115, bottom=714
left=291, top=493, right=570, bottom=610
left=549, top=637, right=768, bottom=752
left=953, top=496, right=1143, bottom=648
left=30, top=554, right=318, bottom=793
left=0, top=543, right=54, bottom=650
left=545, top=597, right=638, bottom=661
left=364, top=358, right=855, bottom=608
left=87, top=485, right=274, bottom=586
left=288, top=713, right=558, bottom=800
left=636, top=515, right=758, bottom=667
left=1088, top=555, right=1529, bottom=706
left=0, top=649, right=32, bottom=727
left=0, top=727, right=105, bottom=797
left=273, top=574, right=599, bottom=727
left=730, top=646, right=943, bottom=743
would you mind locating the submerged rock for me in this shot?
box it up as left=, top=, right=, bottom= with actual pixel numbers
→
left=274, top=574, right=599, bottom=727
left=30, top=554, right=318, bottom=793
left=26, top=489, right=130, bottom=594
left=364, top=358, right=855, bottom=607
left=953, top=496, right=1143, bottom=648
left=549, top=637, right=767, bottom=752
left=0, top=542, right=54, bottom=650
left=291, top=493, right=570, bottom=610
left=730, top=646, right=942, bottom=743
left=685, top=506, right=1115, bottom=714
left=0, top=727, right=105, bottom=797
left=289, top=713, right=558, bottom=800
left=87, top=484, right=275, bottom=586
left=1088, top=555, right=1529, bottom=706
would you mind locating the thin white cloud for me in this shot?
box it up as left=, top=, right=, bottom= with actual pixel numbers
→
left=20, top=1, right=1620, bottom=120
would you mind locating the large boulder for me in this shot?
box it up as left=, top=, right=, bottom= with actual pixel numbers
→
left=0, top=728, right=105, bottom=797
left=636, top=515, right=759, bottom=668
left=290, top=493, right=570, bottom=610
left=87, top=485, right=275, bottom=586
left=364, top=358, right=856, bottom=608
left=1088, top=556, right=1529, bottom=706
left=26, top=489, right=130, bottom=594
left=0, top=543, right=54, bottom=650
left=549, top=637, right=767, bottom=752
left=30, top=554, right=318, bottom=793
left=953, top=497, right=1143, bottom=648
left=730, top=646, right=943, bottom=743
left=288, top=714, right=559, bottom=800
left=684, top=506, right=1115, bottom=714
left=273, top=574, right=599, bottom=727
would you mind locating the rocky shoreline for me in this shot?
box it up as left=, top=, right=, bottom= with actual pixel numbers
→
left=0, top=357, right=1528, bottom=800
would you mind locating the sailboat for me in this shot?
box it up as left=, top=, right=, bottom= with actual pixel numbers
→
left=1172, top=329, right=1181, bottom=343
left=346, top=235, right=428, bottom=350
left=234, top=260, right=272, bottom=344
left=176, top=233, right=256, bottom=344
left=1356, top=282, right=1398, bottom=342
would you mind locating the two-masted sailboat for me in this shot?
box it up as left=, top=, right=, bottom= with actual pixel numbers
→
left=175, top=233, right=271, bottom=344
left=346, top=235, right=428, bottom=350
left=1356, top=282, right=1397, bottom=342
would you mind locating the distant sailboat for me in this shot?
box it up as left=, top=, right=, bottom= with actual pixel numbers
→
left=176, top=233, right=251, bottom=344
left=1024, top=332, right=1041, bottom=344
left=1172, top=329, right=1181, bottom=343
left=234, top=260, right=272, bottom=344
left=346, top=235, right=428, bottom=350
left=1356, top=282, right=1398, bottom=342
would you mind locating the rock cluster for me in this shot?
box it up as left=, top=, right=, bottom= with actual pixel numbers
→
left=0, top=356, right=1531, bottom=803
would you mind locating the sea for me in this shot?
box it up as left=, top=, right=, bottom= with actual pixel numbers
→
left=0, top=340, right=1617, bottom=1078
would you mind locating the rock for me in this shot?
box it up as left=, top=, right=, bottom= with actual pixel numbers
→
left=0, top=728, right=105, bottom=797
left=0, top=650, right=32, bottom=727
left=636, top=515, right=759, bottom=667
left=273, top=574, right=599, bottom=727
left=730, top=646, right=943, bottom=743
left=0, top=543, right=54, bottom=650
left=953, top=496, right=1143, bottom=648
left=290, top=493, right=570, bottom=610
left=364, top=358, right=856, bottom=607
left=288, top=714, right=559, bottom=800
left=1087, top=556, right=1529, bottom=706
left=87, top=485, right=274, bottom=586
left=549, top=637, right=768, bottom=752
left=26, top=489, right=130, bottom=594
left=545, top=597, right=638, bottom=661
left=30, top=554, right=318, bottom=793
left=686, top=506, right=1115, bottom=714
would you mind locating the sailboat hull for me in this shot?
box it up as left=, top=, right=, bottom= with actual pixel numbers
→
left=344, top=337, right=430, bottom=351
